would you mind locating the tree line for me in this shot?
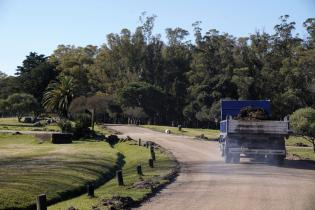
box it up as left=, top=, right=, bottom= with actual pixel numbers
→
left=0, top=14, right=314, bottom=128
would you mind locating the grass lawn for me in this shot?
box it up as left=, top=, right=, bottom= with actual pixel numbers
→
left=287, top=147, right=315, bottom=161
left=0, top=117, right=60, bottom=132
left=0, top=134, right=118, bottom=210
left=49, top=142, right=177, bottom=210
left=142, top=125, right=219, bottom=139
left=285, top=135, right=313, bottom=147
left=285, top=135, right=315, bottom=161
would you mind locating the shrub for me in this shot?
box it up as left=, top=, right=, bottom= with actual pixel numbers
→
left=74, top=113, right=91, bottom=138
left=58, top=120, right=73, bottom=133
left=106, top=135, right=119, bottom=146
left=291, top=107, right=315, bottom=153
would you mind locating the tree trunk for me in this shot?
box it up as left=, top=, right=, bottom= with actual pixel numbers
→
left=91, top=109, right=95, bottom=131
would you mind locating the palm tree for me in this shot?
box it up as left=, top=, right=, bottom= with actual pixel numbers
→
left=42, top=76, right=76, bottom=118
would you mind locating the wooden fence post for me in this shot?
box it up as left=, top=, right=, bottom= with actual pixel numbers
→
left=149, top=159, right=154, bottom=168
left=151, top=150, right=156, bottom=161
left=36, top=194, right=47, bottom=210
left=137, top=164, right=143, bottom=175
left=138, top=138, right=141, bottom=146
left=116, top=170, right=124, bottom=186
left=87, top=184, right=94, bottom=197
left=150, top=144, right=156, bottom=161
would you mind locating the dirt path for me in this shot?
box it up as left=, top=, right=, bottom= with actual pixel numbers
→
left=107, top=125, right=315, bottom=210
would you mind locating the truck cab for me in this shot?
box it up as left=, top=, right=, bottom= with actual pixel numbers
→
left=219, top=100, right=290, bottom=164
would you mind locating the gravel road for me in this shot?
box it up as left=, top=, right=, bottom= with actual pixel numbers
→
left=107, top=125, right=315, bottom=210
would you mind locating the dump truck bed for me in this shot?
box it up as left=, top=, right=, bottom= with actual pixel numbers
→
left=220, top=119, right=290, bottom=135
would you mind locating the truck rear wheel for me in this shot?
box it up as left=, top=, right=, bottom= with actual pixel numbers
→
left=275, top=156, right=285, bottom=166
left=232, top=154, right=240, bottom=164
left=221, top=145, right=225, bottom=157
left=253, top=155, right=265, bottom=162
left=224, top=152, right=232, bottom=163
left=266, top=155, right=274, bottom=164
left=221, top=149, right=224, bottom=157
left=267, top=155, right=285, bottom=166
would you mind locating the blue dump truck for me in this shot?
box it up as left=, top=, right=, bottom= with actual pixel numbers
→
left=219, top=100, right=290, bottom=164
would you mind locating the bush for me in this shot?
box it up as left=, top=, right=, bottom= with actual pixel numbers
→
left=74, top=113, right=91, bottom=138
left=106, top=135, right=119, bottom=146
left=291, top=107, right=315, bottom=152
left=58, top=120, right=73, bottom=133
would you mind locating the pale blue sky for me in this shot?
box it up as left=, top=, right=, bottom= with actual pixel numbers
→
left=0, top=0, right=314, bottom=75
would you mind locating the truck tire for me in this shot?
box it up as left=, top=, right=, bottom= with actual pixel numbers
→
left=254, top=155, right=266, bottom=162
left=232, top=154, right=240, bottom=164
left=221, top=149, right=225, bottom=157
left=266, top=155, right=274, bottom=164
left=221, top=145, right=225, bottom=157
left=224, top=152, right=232, bottom=163
left=267, top=155, right=285, bottom=166
left=275, top=156, right=285, bottom=166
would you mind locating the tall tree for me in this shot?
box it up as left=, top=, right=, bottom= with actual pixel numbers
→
left=15, top=52, right=57, bottom=101
left=42, top=76, right=76, bottom=118
left=0, top=76, right=21, bottom=100
left=163, top=27, right=191, bottom=122
left=5, top=93, right=39, bottom=122
left=0, top=71, right=7, bottom=79
left=303, top=18, right=315, bottom=48
left=50, top=45, right=97, bottom=96
left=118, top=82, right=167, bottom=124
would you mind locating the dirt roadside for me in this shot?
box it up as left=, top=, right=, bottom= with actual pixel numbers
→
left=107, top=125, right=315, bottom=210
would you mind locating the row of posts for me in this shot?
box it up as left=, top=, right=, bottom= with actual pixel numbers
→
left=36, top=138, right=156, bottom=210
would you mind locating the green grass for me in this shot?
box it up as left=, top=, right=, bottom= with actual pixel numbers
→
left=287, top=147, right=315, bottom=161
left=49, top=142, right=177, bottom=210
left=0, top=134, right=118, bottom=210
left=0, top=122, right=177, bottom=209
left=142, top=125, right=219, bottom=139
left=0, top=117, right=60, bottom=132
left=286, top=135, right=315, bottom=161
left=285, top=135, right=313, bottom=147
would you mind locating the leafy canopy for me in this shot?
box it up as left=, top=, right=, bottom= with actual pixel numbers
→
left=42, top=76, right=76, bottom=117
left=5, top=93, right=39, bottom=121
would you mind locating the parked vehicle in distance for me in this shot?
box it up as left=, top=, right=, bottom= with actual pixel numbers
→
left=219, top=100, right=290, bottom=164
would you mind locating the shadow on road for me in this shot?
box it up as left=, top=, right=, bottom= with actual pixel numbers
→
left=280, top=159, right=315, bottom=170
